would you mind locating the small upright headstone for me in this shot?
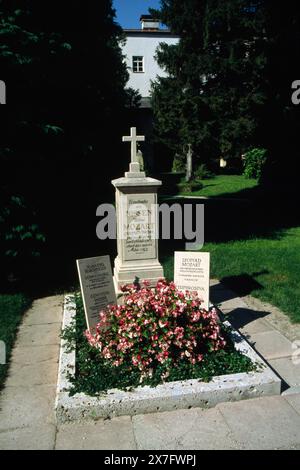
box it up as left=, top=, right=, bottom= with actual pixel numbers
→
left=186, top=144, right=193, bottom=182
left=77, top=255, right=117, bottom=330
left=174, top=251, right=210, bottom=310
left=220, top=157, right=227, bottom=168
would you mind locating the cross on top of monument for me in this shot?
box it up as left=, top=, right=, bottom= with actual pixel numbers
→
left=122, top=127, right=146, bottom=178
left=122, top=127, right=145, bottom=164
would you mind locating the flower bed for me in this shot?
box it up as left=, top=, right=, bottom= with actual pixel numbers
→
left=56, top=293, right=281, bottom=423
left=62, top=280, right=258, bottom=396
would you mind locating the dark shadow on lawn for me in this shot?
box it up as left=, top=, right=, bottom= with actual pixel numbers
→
left=163, top=185, right=300, bottom=244
left=207, top=183, right=263, bottom=200
left=220, top=273, right=267, bottom=297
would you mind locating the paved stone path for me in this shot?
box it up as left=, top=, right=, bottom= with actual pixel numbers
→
left=1, top=284, right=300, bottom=450
left=0, top=295, right=62, bottom=450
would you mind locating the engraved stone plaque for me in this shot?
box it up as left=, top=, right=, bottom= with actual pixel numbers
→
left=77, top=255, right=117, bottom=330
left=174, top=252, right=210, bottom=310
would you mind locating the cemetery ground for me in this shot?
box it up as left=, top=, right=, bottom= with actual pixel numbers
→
left=1, top=174, right=300, bottom=449
left=1, top=281, right=300, bottom=449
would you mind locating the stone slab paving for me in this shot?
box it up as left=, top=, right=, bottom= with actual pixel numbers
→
left=242, top=294, right=300, bottom=344
left=239, top=317, right=272, bottom=336
left=210, top=280, right=299, bottom=389
left=5, top=358, right=59, bottom=387
left=269, top=358, right=300, bottom=388
left=248, top=330, right=294, bottom=360
left=11, top=344, right=60, bottom=366
left=1, top=284, right=300, bottom=450
left=55, top=417, right=137, bottom=450
left=21, top=297, right=63, bottom=327
left=0, top=384, right=57, bottom=432
left=0, top=425, right=57, bottom=450
left=132, top=407, right=241, bottom=450
left=16, top=323, right=61, bottom=348
left=285, top=393, right=300, bottom=414
left=217, top=396, right=300, bottom=450
left=0, top=295, right=63, bottom=450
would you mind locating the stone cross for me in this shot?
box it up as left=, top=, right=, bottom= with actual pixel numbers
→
left=122, top=127, right=146, bottom=177
left=122, top=127, right=145, bottom=164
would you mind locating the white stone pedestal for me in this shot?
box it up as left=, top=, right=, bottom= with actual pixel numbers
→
left=112, top=175, right=164, bottom=293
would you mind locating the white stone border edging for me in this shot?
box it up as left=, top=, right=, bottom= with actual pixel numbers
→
left=55, top=295, right=281, bottom=423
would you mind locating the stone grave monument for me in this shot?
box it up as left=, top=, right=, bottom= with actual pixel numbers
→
left=186, top=143, right=193, bottom=182
left=112, top=127, right=164, bottom=292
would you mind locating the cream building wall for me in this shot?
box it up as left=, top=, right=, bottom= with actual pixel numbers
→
left=123, top=31, right=179, bottom=99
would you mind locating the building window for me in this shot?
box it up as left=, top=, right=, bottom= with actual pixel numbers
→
left=132, top=56, right=144, bottom=73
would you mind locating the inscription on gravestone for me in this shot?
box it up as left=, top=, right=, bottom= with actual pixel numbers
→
left=77, top=255, right=117, bottom=330
left=121, top=193, right=156, bottom=262
left=174, top=251, right=210, bottom=311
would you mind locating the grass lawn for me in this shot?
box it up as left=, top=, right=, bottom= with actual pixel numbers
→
left=179, top=174, right=258, bottom=198
left=0, top=293, right=32, bottom=389
left=163, top=227, right=300, bottom=324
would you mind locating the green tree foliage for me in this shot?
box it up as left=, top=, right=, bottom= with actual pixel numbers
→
left=150, top=0, right=267, bottom=167
left=152, top=0, right=300, bottom=184
left=0, top=0, right=128, bottom=110
left=0, top=1, right=130, bottom=282
left=260, top=1, right=300, bottom=187
left=0, top=191, right=46, bottom=279
left=243, top=148, right=267, bottom=179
